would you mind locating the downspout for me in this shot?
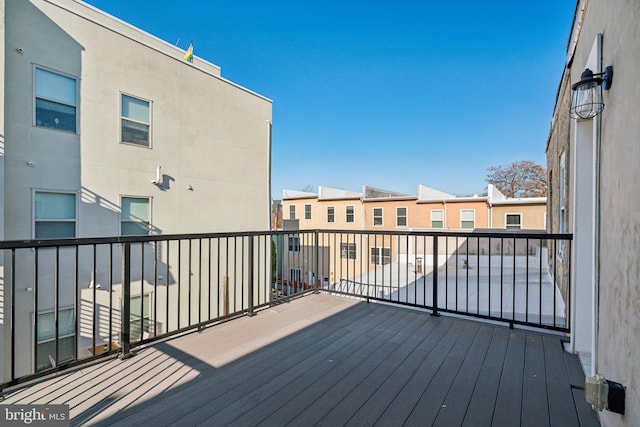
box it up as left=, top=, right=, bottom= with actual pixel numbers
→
left=592, top=33, right=603, bottom=375
left=443, top=200, right=447, bottom=229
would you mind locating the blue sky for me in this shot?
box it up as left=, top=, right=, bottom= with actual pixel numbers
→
left=84, top=0, right=575, bottom=198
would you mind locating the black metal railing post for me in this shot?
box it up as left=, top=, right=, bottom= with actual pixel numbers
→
left=314, top=230, right=320, bottom=293
left=247, top=236, right=256, bottom=316
left=432, top=235, right=439, bottom=316
left=120, top=242, right=133, bottom=359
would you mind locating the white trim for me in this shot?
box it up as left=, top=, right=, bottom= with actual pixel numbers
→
left=396, top=206, right=408, bottom=227
left=32, top=189, right=79, bottom=239
left=119, top=92, right=153, bottom=149
left=304, top=203, right=312, bottom=220
left=430, top=209, right=444, bottom=228
left=504, top=212, right=522, bottom=230
left=33, top=65, right=79, bottom=134
left=345, top=205, right=355, bottom=223
left=460, top=209, right=475, bottom=229
left=370, top=246, right=391, bottom=265
left=120, top=195, right=152, bottom=236
left=372, top=207, right=383, bottom=227
left=340, top=242, right=357, bottom=260
left=326, top=206, right=335, bottom=223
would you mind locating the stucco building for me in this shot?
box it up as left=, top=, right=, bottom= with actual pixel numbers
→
left=547, top=0, right=640, bottom=424
left=0, top=0, right=272, bottom=377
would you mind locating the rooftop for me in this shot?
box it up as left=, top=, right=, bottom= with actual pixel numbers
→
left=4, top=293, right=598, bottom=426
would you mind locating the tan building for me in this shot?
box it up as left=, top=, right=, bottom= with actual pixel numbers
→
left=490, top=198, right=547, bottom=230
left=547, top=1, right=640, bottom=424
left=281, top=183, right=548, bottom=289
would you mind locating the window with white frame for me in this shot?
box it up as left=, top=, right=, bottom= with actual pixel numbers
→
left=460, top=209, right=475, bottom=229
left=121, top=94, right=151, bottom=147
left=373, top=208, right=383, bottom=226
left=304, top=204, right=312, bottom=220
left=121, top=197, right=150, bottom=236
left=35, top=67, right=77, bottom=133
left=559, top=153, right=566, bottom=256
left=34, top=191, right=76, bottom=239
left=290, top=268, right=302, bottom=282
left=396, top=207, right=408, bottom=227
left=288, top=236, right=300, bottom=252
left=505, top=213, right=522, bottom=230
left=431, top=210, right=444, bottom=228
left=36, top=308, right=75, bottom=371
left=370, top=247, right=391, bottom=265
left=346, top=205, right=355, bottom=223
left=130, top=294, right=151, bottom=341
left=340, top=242, right=357, bottom=259
left=327, top=206, right=335, bottom=223
left=289, top=205, right=296, bottom=220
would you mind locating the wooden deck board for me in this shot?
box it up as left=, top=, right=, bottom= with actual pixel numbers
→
left=461, top=327, right=509, bottom=427
left=1, top=294, right=599, bottom=427
left=522, top=333, right=551, bottom=427
left=544, top=335, right=582, bottom=427
left=491, top=331, right=527, bottom=426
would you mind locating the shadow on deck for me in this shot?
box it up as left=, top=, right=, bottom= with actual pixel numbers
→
left=2, top=294, right=599, bottom=426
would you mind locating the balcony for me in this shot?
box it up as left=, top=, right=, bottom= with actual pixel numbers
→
left=0, top=230, right=598, bottom=425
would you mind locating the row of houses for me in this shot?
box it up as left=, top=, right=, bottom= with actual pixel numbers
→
left=273, top=184, right=548, bottom=295
left=281, top=184, right=547, bottom=232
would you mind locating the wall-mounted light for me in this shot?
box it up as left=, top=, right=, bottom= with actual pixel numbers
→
left=570, top=66, right=613, bottom=120
left=151, top=165, right=162, bottom=186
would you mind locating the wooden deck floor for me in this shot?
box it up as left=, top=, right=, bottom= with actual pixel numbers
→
left=3, top=294, right=599, bottom=426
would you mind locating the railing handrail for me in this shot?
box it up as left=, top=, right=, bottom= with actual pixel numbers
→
left=0, top=228, right=573, bottom=395
left=0, top=229, right=573, bottom=249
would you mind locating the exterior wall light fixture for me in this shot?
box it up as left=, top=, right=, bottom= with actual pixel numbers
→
left=570, top=66, right=613, bottom=119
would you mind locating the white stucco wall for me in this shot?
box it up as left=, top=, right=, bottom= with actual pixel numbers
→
left=2, top=0, right=272, bottom=380
left=571, top=0, right=640, bottom=425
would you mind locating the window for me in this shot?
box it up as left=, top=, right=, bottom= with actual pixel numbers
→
left=396, top=207, right=408, bottom=227
left=559, top=153, right=567, bottom=256
left=121, top=197, right=150, bottom=235
left=290, top=268, right=302, bottom=282
left=34, top=192, right=76, bottom=239
left=460, top=209, right=475, bottom=229
left=304, top=204, right=312, bottom=220
left=288, top=236, right=300, bottom=252
left=327, top=206, right=335, bottom=223
left=506, top=213, right=522, bottom=230
left=121, top=94, right=151, bottom=147
left=340, top=243, right=357, bottom=259
left=289, top=205, right=296, bottom=220
left=370, top=247, right=391, bottom=265
left=35, top=68, right=77, bottom=132
left=431, top=210, right=444, bottom=228
left=131, top=294, right=151, bottom=341
left=373, top=208, right=383, bottom=226
left=36, top=308, right=75, bottom=371
left=346, top=206, right=355, bottom=223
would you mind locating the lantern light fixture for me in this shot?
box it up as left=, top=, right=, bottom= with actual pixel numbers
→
left=570, top=66, right=613, bottom=120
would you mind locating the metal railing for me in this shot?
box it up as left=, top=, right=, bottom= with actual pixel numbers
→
left=319, top=230, right=572, bottom=332
left=0, top=229, right=571, bottom=393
